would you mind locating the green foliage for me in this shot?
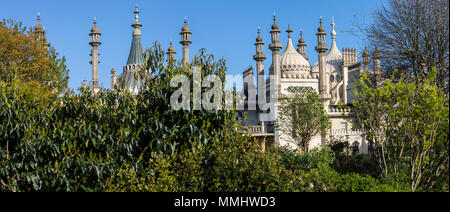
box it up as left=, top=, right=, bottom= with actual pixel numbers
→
left=275, top=147, right=401, bottom=192
left=352, top=68, right=449, bottom=192
left=0, top=19, right=69, bottom=96
left=329, top=141, right=380, bottom=177
left=277, top=91, right=331, bottom=152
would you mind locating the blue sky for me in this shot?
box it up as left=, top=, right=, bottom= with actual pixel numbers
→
left=1, top=0, right=383, bottom=89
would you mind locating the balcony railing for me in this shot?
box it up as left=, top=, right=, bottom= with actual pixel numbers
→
left=242, top=125, right=275, bottom=134
left=329, top=129, right=362, bottom=136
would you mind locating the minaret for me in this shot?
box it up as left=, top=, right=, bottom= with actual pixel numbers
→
left=253, top=27, right=267, bottom=111
left=297, top=29, right=308, bottom=60
left=34, top=12, right=46, bottom=40
left=122, top=5, right=146, bottom=96
left=111, top=68, right=117, bottom=90
left=268, top=13, right=283, bottom=94
left=180, top=17, right=192, bottom=65
left=127, top=5, right=145, bottom=65
left=167, top=41, right=176, bottom=61
left=362, top=46, right=370, bottom=72
left=315, top=17, right=330, bottom=106
left=89, top=17, right=101, bottom=92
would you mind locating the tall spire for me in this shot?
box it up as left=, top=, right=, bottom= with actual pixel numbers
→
left=180, top=16, right=192, bottom=65
left=315, top=16, right=330, bottom=106
left=269, top=13, right=283, bottom=95
left=127, top=5, right=145, bottom=65
left=89, top=17, right=101, bottom=92
left=122, top=5, right=147, bottom=96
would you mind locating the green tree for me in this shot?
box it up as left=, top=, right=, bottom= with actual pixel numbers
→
left=0, top=19, right=69, bottom=96
left=276, top=91, right=331, bottom=153
left=352, top=68, right=449, bottom=191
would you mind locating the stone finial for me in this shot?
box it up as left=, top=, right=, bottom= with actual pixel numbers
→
left=331, top=16, right=336, bottom=39
left=132, top=5, right=142, bottom=35
left=286, top=24, right=293, bottom=38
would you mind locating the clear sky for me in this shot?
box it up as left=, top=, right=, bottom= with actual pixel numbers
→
left=1, top=0, right=383, bottom=89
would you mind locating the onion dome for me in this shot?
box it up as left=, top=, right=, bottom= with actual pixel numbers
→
left=271, top=13, right=279, bottom=30
left=168, top=41, right=175, bottom=52
left=298, top=30, right=305, bottom=44
left=317, top=17, right=325, bottom=33
left=90, top=17, right=100, bottom=34
left=256, top=27, right=263, bottom=42
left=281, top=26, right=311, bottom=72
left=182, top=17, right=190, bottom=32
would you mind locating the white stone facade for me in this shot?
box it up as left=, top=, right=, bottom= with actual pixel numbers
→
left=240, top=17, right=374, bottom=154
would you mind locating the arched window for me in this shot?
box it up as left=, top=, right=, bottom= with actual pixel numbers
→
left=352, top=142, right=360, bottom=154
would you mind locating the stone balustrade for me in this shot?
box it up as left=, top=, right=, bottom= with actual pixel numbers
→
left=329, top=129, right=362, bottom=136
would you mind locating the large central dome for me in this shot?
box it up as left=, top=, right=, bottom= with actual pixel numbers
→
left=280, top=38, right=311, bottom=72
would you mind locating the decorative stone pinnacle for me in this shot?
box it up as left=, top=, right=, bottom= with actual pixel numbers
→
left=331, top=16, right=336, bottom=38
left=134, top=5, right=139, bottom=22
left=286, top=24, right=293, bottom=38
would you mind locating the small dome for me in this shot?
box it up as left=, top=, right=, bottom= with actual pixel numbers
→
left=168, top=45, right=175, bottom=52
left=91, top=25, right=100, bottom=33
left=271, top=23, right=279, bottom=30
left=362, top=48, right=370, bottom=57
left=298, top=37, right=305, bottom=44
left=182, top=24, right=190, bottom=32
left=280, top=38, right=311, bottom=72
left=318, top=25, right=325, bottom=33
left=256, top=35, right=263, bottom=42
left=34, top=23, right=43, bottom=30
